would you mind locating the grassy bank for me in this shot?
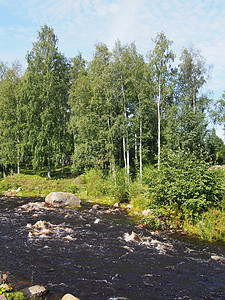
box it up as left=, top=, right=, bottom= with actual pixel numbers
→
left=0, top=163, right=225, bottom=243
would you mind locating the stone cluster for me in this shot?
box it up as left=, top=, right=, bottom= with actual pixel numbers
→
left=0, top=271, right=80, bottom=299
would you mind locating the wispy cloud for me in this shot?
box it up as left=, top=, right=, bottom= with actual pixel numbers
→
left=1, top=0, right=225, bottom=97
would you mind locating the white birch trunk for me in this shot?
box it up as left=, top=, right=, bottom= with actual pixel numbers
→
left=140, top=118, right=143, bottom=185
left=47, top=139, right=51, bottom=178
left=158, top=78, right=161, bottom=171
left=121, top=78, right=129, bottom=181
left=107, top=115, right=116, bottom=187
left=123, top=136, right=127, bottom=170
left=135, top=133, right=138, bottom=165
left=16, top=97, right=20, bottom=174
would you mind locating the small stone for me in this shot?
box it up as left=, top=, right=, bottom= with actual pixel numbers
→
left=0, top=272, right=9, bottom=283
left=94, top=218, right=101, bottom=224
left=61, top=293, right=80, bottom=300
left=92, top=204, right=102, bottom=210
left=0, top=294, right=7, bottom=300
left=21, top=285, right=46, bottom=298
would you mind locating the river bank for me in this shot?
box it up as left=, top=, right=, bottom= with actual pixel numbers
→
left=0, top=169, right=224, bottom=243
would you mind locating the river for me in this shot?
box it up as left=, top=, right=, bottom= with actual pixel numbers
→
left=0, top=197, right=225, bottom=299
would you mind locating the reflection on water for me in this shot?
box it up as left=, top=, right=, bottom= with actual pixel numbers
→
left=0, top=197, right=225, bottom=300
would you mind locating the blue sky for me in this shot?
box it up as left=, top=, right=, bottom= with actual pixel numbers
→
left=0, top=0, right=224, bottom=139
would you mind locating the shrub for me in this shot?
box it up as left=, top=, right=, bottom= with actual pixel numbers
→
left=184, top=207, right=225, bottom=242
left=147, top=149, right=224, bottom=219
left=141, top=214, right=165, bottom=230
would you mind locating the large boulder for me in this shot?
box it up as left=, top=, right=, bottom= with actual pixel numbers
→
left=45, top=192, right=81, bottom=208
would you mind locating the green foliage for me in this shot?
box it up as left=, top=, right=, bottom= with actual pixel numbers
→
left=0, top=286, right=25, bottom=300
left=0, top=61, right=23, bottom=171
left=5, top=291, right=25, bottom=300
left=205, top=129, right=225, bottom=164
left=80, top=168, right=129, bottom=202
left=80, top=167, right=140, bottom=203
left=185, top=207, right=225, bottom=242
left=141, top=213, right=165, bottom=230
left=23, top=25, right=71, bottom=178
left=0, top=173, right=82, bottom=197
left=0, top=180, right=10, bottom=191
left=147, top=149, right=224, bottom=219
left=0, top=286, right=9, bottom=295
left=70, top=143, right=96, bottom=176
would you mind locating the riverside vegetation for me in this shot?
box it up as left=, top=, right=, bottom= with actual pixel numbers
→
left=0, top=149, right=225, bottom=243
left=0, top=25, right=225, bottom=243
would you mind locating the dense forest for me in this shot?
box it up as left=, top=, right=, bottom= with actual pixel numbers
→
left=0, top=24, right=224, bottom=180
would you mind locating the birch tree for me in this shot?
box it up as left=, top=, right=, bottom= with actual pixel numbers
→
left=148, top=32, right=175, bottom=170
left=23, top=25, right=69, bottom=178
left=178, top=47, right=211, bottom=113
left=0, top=61, right=23, bottom=176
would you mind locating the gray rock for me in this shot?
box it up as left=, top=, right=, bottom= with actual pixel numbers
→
left=61, top=294, right=80, bottom=300
left=21, top=285, right=46, bottom=298
left=45, top=192, right=81, bottom=208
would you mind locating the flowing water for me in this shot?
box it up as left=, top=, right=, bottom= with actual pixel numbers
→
left=0, top=197, right=225, bottom=300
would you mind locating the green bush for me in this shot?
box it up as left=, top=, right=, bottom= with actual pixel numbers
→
left=80, top=167, right=134, bottom=203
left=0, top=180, right=10, bottom=191
left=185, top=207, right=225, bottom=242
left=147, top=149, right=224, bottom=219
left=141, top=214, right=165, bottom=230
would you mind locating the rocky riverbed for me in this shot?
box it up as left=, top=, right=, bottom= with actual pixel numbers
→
left=0, top=196, right=225, bottom=299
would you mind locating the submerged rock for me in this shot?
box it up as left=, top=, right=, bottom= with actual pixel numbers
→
left=123, top=231, right=173, bottom=254
left=45, top=192, right=81, bottom=208
left=124, top=231, right=142, bottom=242
left=27, top=220, right=73, bottom=239
left=19, top=202, right=46, bottom=212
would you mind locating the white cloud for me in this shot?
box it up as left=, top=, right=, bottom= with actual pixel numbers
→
left=1, top=0, right=225, bottom=97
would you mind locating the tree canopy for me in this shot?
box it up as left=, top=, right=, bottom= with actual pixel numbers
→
left=0, top=25, right=224, bottom=178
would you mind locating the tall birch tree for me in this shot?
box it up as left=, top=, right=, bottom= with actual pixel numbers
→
left=23, top=25, right=69, bottom=178
left=0, top=61, right=23, bottom=176
left=148, top=32, right=175, bottom=170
